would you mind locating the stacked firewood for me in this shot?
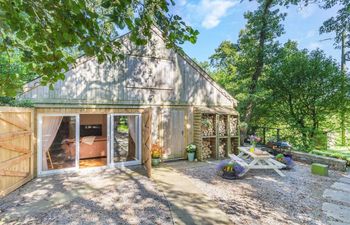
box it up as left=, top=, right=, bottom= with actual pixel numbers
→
left=202, top=140, right=212, bottom=159
left=201, top=115, right=215, bottom=136
left=218, top=117, right=227, bottom=136
left=229, top=117, right=238, bottom=136
left=218, top=142, right=226, bottom=158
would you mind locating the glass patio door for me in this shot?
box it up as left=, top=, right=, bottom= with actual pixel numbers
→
left=38, top=114, right=80, bottom=175
left=110, top=114, right=141, bottom=165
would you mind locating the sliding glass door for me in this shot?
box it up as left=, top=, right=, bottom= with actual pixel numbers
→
left=110, top=115, right=141, bottom=165
left=38, top=113, right=141, bottom=175
left=38, top=114, right=79, bottom=175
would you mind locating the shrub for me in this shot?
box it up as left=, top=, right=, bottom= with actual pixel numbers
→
left=0, top=97, right=33, bottom=107
left=311, top=150, right=350, bottom=166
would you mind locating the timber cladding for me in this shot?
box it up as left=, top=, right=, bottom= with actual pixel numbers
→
left=193, top=107, right=239, bottom=161
left=0, top=107, right=34, bottom=197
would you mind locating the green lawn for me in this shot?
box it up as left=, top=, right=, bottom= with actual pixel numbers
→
left=311, top=147, right=350, bottom=166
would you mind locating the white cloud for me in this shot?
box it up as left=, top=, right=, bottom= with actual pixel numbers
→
left=179, top=0, right=237, bottom=29
left=201, top=0, right=237, bottom=29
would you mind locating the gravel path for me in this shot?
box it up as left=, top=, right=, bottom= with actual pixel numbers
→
left=175, top=162, right=344, bottom=225
left=0, top=168, right=172, bottom=225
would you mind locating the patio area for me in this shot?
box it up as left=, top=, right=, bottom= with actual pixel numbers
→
left=0, top=167, right=172, bottom=225
left=0, top=161, right=347, bottom=225
left=165, top=160, right=346, bottom=225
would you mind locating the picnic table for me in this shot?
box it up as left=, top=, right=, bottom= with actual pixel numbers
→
left=229, top=146, right=286, bottom=177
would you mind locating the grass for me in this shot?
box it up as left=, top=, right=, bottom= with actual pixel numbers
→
left=311, top=148, right=350, bottom=166
left=117, top=124, right=129, bottom=133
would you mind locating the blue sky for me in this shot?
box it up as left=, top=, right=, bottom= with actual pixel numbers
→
left=173, top=0, right=342, bottom=65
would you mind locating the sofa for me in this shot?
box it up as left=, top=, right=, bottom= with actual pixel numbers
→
left=62, top=136, right=107, bottom=159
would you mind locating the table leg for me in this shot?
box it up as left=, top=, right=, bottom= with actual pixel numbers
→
left=265, top=159, right=285, bottom=177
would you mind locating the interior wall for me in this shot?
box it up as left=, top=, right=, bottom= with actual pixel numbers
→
left=80, top=114, right=107, bottom=137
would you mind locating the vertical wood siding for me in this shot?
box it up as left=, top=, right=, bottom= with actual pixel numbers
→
left=20, top=31, right=234, bottom=107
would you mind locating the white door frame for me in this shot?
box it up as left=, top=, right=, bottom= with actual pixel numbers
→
left=109, top=113, right=142, bottom=167
left=37, top=113, right=80, bottom=176
left=37, top=113, right=142, bottom=176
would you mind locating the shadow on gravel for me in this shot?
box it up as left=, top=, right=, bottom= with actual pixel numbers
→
left=0, top=167, right=172, bottom=225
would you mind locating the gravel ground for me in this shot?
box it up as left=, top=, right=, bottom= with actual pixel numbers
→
left=176, top=162, right=344, bottom=225
left=0, top=168, right=172, bottom=225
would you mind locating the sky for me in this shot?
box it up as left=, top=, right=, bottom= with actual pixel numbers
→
left=173, top=0, right=342, bottom=64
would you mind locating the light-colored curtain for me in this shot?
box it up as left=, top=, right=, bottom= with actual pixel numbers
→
left=42, top=116, right=63, bottom=170
left=128, top=116, right=137, bottom=143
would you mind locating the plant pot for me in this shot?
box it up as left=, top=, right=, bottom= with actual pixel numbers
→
left=152, top=158, right=160, bottom=167
left=187, top=152, right=195, bottom=161
left=222, top=171, right=238, bottom=180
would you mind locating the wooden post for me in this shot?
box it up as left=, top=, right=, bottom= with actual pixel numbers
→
left=215, top=114, right=219, bottom=159
left=227, top=115, right=231, bottom=155
left=263, top=127, right=266, bottom=144
left=277, top=129, right=280, bottom=141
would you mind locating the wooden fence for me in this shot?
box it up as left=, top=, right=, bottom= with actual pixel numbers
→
left=0, top=107, right=34, bottom=197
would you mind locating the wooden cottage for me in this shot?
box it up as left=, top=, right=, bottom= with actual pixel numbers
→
left=11, top=29, right=238, bottom=179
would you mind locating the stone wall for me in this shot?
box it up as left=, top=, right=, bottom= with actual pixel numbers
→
left=290, top=151, right=347, bottom=172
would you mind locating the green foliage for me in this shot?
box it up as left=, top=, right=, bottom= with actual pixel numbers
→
left=0, top=96, right=33, bottom=107
left=319, top=0, right=349, bottom=145
left=207, top=0, right=297, bottom=129
left=311, top=149, right=350, bottom=165
left=320, top=0, right=350, bottom=50
left=195, top=0, right=347, bottom=150
left=186, top=143, right=197, bottom=153
left=237, top=0, right=289, bottom=124
left=0, top=0, right=198, bottom=96
left=206, top=37, right=346, bottom=150
left=266, top=41, right=346, bottom=150
left=0, top=53, right=37, bottom=96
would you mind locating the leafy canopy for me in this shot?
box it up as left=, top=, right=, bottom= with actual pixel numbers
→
left=320, top=0, right=350, bottom=51
left=265, top=41, right=346, bottom=149
left=0, top=0, right=198, bottom=96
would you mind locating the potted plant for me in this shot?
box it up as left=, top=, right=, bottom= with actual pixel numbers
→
left=248, top=135, right=261, bottom=152
left=151, top=143, right=162, bottom=167
left=275, top=153, right=294, bottom=169
left=216, top=160, right=246, bottom=179
left=186, top=143, right=197, bottom=161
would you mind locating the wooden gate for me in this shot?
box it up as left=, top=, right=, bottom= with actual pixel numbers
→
left=142, top=108, right=152, bottom=178
left=0, top=107, right=34, bottom=197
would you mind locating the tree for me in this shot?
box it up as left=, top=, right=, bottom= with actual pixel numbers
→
left=0, top=0, right=198, bottom=96
left=239, top=0, right=288, bottom=127
left=266, top=41, right=345, bottom=150
left=0, top=52, right=36, bottom=96
left=206, top=1, right=289, bottom=141
left=208, top=41, right=240, bottom=96
left=320, top=0, right=350, bottom=145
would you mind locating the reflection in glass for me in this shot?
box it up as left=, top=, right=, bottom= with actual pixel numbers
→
left=42, top=116, right=76, bottom=171
left=113, top=116, right=139, bottom=162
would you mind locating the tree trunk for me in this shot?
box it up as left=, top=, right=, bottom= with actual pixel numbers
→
left=242, top=0, right=273, bottom=142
